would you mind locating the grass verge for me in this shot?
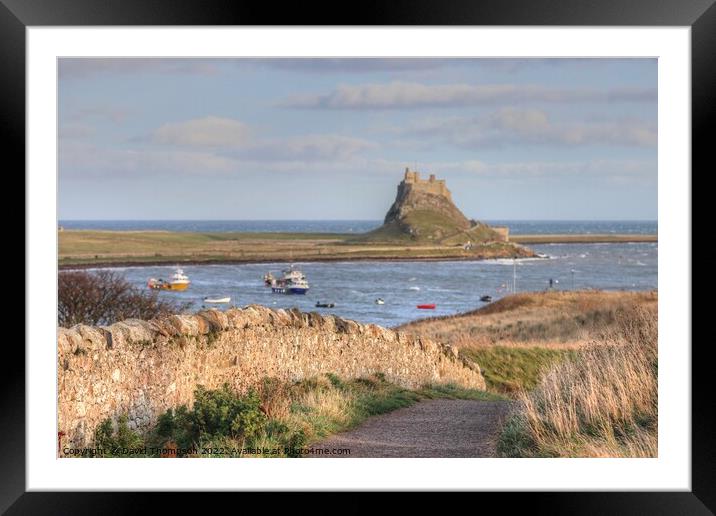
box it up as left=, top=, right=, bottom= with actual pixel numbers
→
left=88, top=373, right=502, bottom=458
left=497, top=306, right=657, bottom=457
left=462, top=346, right=578, bottom=395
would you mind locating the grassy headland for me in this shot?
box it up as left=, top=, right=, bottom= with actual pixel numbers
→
left=58, top=229, right=534, bottom=268
left=58, top=229, right=655, bottom=268
left=398, top=290, right=657, bottom=350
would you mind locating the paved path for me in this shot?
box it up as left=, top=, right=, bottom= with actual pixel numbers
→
left=310, top=399, right=511, bottom=458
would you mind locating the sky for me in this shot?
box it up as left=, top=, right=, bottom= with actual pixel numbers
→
left=58, top=58, right=657, bottom=221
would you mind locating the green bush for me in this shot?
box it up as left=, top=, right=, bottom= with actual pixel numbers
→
left=94, top=414, right=145, bottom=457
left=192, top=384, right=266, bottom=440
left=151, top=384, right=267, bottom=454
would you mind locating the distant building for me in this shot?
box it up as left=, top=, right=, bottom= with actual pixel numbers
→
left=492, top=226, right=509, bottom=242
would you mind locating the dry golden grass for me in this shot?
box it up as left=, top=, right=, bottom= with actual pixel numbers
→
left=399, top=290, right=658, bottom=350
left=293, top=386, right=355, bottom=429
left=499, top=305, right=658, bottom=457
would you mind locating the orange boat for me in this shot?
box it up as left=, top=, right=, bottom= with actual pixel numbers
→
left=417, top=304, right=436, bottom=309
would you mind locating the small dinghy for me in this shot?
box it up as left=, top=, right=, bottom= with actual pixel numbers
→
left=315, top=302, right=335, bottom=308
left=375, top=298, right=385, bottom=305
left=480, top=295, right=493, bottom=303
left=203, top=296, right=231, bottom=304
left=417, top=304, right=436, bottom=309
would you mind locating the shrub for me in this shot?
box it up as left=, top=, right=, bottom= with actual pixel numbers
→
left=94, top=415, right=145, bottom=457
left=151, top=384, right=267, bottom=455
left=192, top=385, right=266, bottom=440
left=58, top=269, right=191, bottom=327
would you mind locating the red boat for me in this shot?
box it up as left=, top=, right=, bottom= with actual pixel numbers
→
left=417, top=304, right=436, bottom=309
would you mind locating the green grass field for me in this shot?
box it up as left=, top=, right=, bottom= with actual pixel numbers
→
left=58, top=229, right=533, bottom=267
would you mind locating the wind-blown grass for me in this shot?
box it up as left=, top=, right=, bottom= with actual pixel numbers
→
left=498, top=306, right=657, bottom=457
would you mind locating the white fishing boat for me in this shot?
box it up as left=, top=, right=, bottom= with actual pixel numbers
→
left=265, top=265, right=310, bottom=295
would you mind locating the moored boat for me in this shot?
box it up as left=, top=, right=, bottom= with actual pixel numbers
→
left=417, top=304, right=436, bottom=309
left=266, top=266, right=310, bottom=295
left=204, top=296, right=231, bottom=304
left=147, top=268, right=191, bottom=291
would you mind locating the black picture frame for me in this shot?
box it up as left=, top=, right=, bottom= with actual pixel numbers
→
left=6, top=0, right=707, bottom=513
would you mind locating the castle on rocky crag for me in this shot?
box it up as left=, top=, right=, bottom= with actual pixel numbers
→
left=402, top=168, right=452, bottom=200
left=368, top=167, right=512, bottom=243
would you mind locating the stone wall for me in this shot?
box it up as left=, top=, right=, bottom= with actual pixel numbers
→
left=58, top=305, right=485, bottom=448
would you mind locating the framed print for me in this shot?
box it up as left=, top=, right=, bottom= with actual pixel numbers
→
left=7, top=0, right=710, bottom=512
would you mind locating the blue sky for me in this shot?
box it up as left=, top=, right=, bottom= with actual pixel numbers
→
left=58, top=58, right=657, bottom=220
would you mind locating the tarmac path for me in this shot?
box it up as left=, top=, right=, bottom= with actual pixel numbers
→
left=310, top=399, right=512, bottom=458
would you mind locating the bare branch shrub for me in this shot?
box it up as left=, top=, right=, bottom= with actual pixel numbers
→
left=59, top=270, right=191, bottom=327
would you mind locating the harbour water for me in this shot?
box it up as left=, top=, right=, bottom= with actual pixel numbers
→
left=65, top=220, right=657, bottom=327
left=95, top=241, right=657, bottom=328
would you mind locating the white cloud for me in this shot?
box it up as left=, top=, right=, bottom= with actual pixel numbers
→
left=404, top=108, right=657, bottom=148
left=281, top=81, right=657, bottom=110
left=59, top=141, right=240, bottom=178
left=147, top=115, right=376, bottom=162
left=60, top=131, right=377, bottom=179
left=152, top=116, right=252, bottom=148
left=236, top=134, right=376, bottom=162
left=436, top=159, right=656, bottom=186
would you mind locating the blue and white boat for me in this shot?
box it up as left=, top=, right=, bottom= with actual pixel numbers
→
left=268, top=266, right=310, bottom=295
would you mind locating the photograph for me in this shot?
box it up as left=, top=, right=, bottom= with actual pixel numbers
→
left=56, top=56, right=659, bottom=460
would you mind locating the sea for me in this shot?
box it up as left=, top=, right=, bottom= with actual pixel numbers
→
left=59, top=219, right=657, bottom=235
left=62, top=220, right=658, bottom=328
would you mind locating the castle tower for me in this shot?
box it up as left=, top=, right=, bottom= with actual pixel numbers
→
left=404, top=167, right=419, bottom=183
left=400, top=168, right=452, bottom=200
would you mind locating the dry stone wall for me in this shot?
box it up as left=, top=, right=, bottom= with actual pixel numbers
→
left=58, top=305, right=485, bottom=447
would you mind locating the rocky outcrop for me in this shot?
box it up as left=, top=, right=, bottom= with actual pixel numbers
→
left=363, top=168, right=502, bottom=242
left=58, top=305, right=485, bottom=448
